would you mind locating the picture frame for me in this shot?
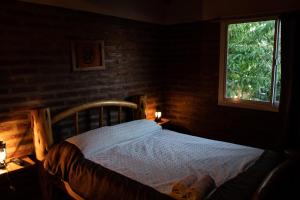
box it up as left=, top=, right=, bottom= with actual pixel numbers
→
left=71, top=40, right=105, bottom=71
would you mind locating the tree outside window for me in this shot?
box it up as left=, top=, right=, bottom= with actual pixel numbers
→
left=218, top=18, right=281, bottom=111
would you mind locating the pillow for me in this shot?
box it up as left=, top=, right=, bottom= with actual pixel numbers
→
left=66, top=119, right=161, bottom=157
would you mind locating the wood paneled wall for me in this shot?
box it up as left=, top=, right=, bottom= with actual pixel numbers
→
left=0, top=113, right=33, bottom=158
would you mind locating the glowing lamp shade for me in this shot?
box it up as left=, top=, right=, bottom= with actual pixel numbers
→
left=155, top=111, right=162, bottom=122
left=0, top=141, right=6, bottom=168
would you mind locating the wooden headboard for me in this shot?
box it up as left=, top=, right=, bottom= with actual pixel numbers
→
left=31, top=96, right=147, bottom=161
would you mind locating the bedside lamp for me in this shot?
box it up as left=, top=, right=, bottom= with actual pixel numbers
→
left=0, top=141, right=6, bottom=168
left=155, top=111, right=162, bottom=122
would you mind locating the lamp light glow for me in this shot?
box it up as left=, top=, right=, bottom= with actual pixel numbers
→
left=155, top=111, right=162, bottom=122
left=0, top=141, right=6, bottom=168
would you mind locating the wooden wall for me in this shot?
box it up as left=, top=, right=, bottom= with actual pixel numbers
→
left=0, top=2, right=163, bottom=158
left=0, top=113, right=32, bottom=158
left=162, top=22, right=283, bottom=149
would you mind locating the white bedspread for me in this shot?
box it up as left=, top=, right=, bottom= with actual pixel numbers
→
left=67, top=120, right=263, bottom=196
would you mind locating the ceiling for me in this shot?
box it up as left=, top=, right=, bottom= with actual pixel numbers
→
left=19, top=0, right=300, bottom=24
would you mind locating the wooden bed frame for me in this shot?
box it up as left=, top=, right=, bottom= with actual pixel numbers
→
left=31, top=96, right=146, bottom=161
left=31, top=96, right=146, bottom=200
left=31, top=96, right=298, bottom=200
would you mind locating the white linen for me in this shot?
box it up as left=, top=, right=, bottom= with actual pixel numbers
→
left=67, top=119, right=161, bottom=156
left=67, top=120, right=264, bottom=196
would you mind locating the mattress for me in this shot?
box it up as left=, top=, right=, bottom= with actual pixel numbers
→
left=66, top=120, right=264, bottom=197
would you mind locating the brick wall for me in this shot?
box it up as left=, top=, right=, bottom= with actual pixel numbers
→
left=0, top=2, right=164, bottom=158
left=162, top=22, right=283, bottom=149
left=0, top=2, right=284, bottom=158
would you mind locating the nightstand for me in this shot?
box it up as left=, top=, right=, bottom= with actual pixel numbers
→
left=150, top=118, right=171, bottom=128
left=0, top=156, right=41, bottom=200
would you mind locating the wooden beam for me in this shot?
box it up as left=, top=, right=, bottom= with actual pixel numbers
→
left=138, top=95, right=147, bottom=119
left=31, top=108, right=54, bottom=161
left=125, top=95, right=147, bottom=120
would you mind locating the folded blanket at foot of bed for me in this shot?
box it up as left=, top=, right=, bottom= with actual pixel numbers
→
left=171, top=175, right=215, bottom=200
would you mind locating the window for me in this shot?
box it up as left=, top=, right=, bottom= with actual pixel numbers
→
left=218, top=18, right=281, bottom=111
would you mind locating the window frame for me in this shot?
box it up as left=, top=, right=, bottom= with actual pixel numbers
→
left=218, top=17, right=281, bottom=112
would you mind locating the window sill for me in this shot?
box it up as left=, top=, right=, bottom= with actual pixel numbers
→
left=218, top=99, right=279, bottom=112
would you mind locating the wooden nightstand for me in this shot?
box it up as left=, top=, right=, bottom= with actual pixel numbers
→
left=150, top=118, right=171, bottom=128
left=156, top=118, right=170, bottom=126
left=0, top=156, right=41, bottom=200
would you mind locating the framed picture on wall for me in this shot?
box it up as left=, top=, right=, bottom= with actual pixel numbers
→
left=71, top=40, right=105, bottom=71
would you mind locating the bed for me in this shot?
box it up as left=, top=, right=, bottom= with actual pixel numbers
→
left=31, top=96, right=294, bottom=200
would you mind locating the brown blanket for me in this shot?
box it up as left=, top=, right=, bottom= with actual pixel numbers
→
left=44, top=141, right=174, bottom=200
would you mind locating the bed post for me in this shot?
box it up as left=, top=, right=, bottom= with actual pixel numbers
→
left=31, top=108, right=54, bottom=161
left=127, top=95, right=147, bottom=119
left=138, top=95, right=147, bottom=119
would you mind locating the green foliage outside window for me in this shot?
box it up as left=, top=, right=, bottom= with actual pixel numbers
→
left=226, top=20, right=281, bottom=102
